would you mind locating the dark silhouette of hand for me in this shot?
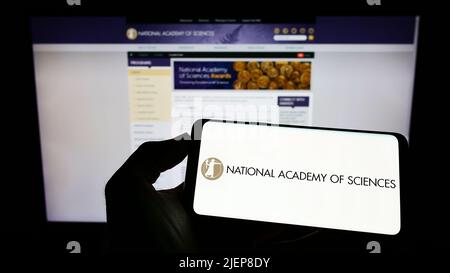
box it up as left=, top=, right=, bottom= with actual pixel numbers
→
left=105, top=133, right=319, bottom=253
left=105, top=133, right=198, bottom=253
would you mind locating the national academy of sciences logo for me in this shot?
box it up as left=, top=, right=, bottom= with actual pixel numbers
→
left=201, top=158, right=224, bottom=180
left=126, top=28, right=138, bottom=40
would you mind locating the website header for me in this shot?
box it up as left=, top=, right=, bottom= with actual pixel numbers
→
left=31, top=16, right=416, bottom=44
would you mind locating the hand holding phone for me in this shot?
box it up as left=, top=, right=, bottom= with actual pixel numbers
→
left=186, top=120, right=406, bottom=235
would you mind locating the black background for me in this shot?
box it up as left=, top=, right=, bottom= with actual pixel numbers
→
left=2, top=0, right=446, bottom=262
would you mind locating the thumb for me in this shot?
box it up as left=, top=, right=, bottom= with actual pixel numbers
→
left=126, top=133, right=191, bottom=184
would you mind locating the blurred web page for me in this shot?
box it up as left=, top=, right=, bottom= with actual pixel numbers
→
left=31, top=16, right=418, bottom=221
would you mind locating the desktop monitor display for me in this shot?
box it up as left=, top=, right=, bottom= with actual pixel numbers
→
left=30, top=16, right=419, bottom=222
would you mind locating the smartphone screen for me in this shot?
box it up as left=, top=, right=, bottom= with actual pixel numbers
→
left=190, top=120, right=405, bottom=235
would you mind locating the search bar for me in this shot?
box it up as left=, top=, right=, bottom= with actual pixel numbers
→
left=273, top=35, right=307, bottom=41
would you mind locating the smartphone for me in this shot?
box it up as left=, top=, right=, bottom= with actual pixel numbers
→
left=185, top=119, right=407, bottom=235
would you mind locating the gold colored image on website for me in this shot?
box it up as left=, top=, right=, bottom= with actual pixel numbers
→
left=232, top=61, right=311, bottom=90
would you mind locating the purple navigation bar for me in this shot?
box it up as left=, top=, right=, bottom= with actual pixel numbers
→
left=31, top=16, right=416, bottom=44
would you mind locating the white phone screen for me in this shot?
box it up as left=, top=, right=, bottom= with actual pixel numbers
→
left=193, top=121, right=402, bottom=235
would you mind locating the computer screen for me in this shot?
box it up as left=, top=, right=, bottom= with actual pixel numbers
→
left=31, top=16, right=419, bottom=222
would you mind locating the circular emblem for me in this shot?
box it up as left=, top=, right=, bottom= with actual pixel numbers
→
left=126, top=28, right=138, bottom=40
left=201, top=158, right=224, bottom=180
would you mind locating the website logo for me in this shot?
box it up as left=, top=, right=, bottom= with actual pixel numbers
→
left=126, top=28, right=138, bottom=40
left=201, top=158, right=224, bottom=180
